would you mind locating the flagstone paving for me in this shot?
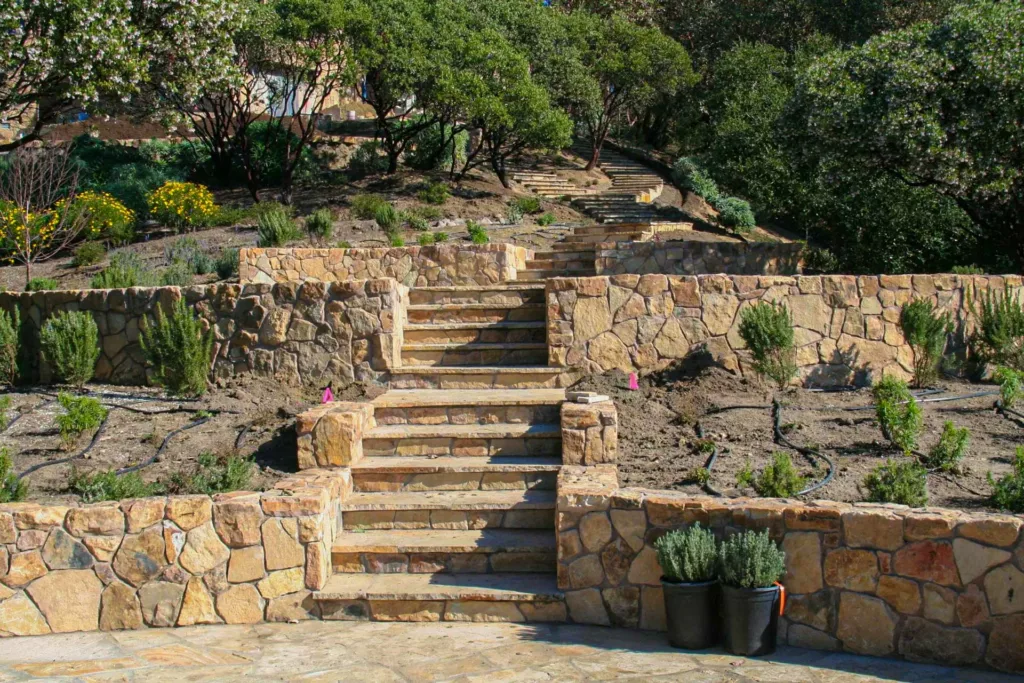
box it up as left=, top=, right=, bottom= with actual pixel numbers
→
left=0, top=622, right=1017, bottom=682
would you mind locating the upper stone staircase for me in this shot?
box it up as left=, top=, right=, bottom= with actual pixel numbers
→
left=568, top=143, right=667, bottom=225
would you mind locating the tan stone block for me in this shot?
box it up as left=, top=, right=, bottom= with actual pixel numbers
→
left=610, top=509, right=646, bottom=553
left=519, top=601, right=567, bottom=623
left=957, top=584, right=990, bottom=628
left=178, top=576, right=219, bottom=626
left=578, top=512, right=612, bottom=553
left=84, top=535, right=121, bottom=563
left=836, top=592, right=897, bottom=656
left=626, top=546, right=660, bottom=586
left=959, top=517, right=1022, bottom=548
left=444, top=601, right=525, bottom=623
left=12, top=505, right=68, bottom=530
left=112, top=526, right=165, bottom=587
left=0, top=512, right=14, bottom=544
left=565, top=588, right=610, bottom=625
left=431, top=510, right=469, bottom=530
left=0, top=592, right=51, bottom=635
left=953, top=538, right=1010, bottom=584
left=899, top=616, right=984, bottom=666
left=984, top=564, right=1024, bottom=615
left=922, top=583, right=956, bottom=624
left=573, top=296, right=612, bottom=342
left=903, top=513, right=957, bottom=541
left=876, top=575, right=921, bottom=614
left=41, top=528, right=94, bottom=570
left=99, top=581, right=143, bottom=631
left=783, top=533, right=823, bottom=594
left=216, top=584, right=265, bottom=624
left=824, top=548, right=878, bottom=591
left=266, top=591, right=314, bottom=622
left=370, top=600, right=443, bottom=622
left=258, top=567, right=305, bottom=599
left=178, top=522, right=230, bottom=575
left=843, top=510, right=904, bottom=551
left=139, top=581, right=185, bottom=627
left=16, top=529, right=45, bottom=550
left=121, top=498, right=166, bottom=533
left=66, top=505, right=125, bottom=537
left=165, top=496, right=212, bottom=531
left=3, top=550, right=47, bottom=587
left=213, top=499, right=264, bottom=548
left=567, top=555, right=604, bottom=590
left=893, top=541, right=960, bottom=586
left=262, top=518, right=304, bottom=571
left=25, top=569, right=101, bottom=632
left=228, top=545, right=266, bottom=583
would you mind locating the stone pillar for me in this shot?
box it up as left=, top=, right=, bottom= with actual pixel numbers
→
left=296, top=402, right=375, bottom=470
left=560, top=401, right=618, bottom=466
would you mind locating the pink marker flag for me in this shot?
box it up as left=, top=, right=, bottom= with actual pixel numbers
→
left=628, top=373, right=639, bottom=391
left=322, top=386, right=334, bottom=403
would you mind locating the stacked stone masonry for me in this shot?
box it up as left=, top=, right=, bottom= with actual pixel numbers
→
left=595, top=240, right=805, bottom=277
left=547, top=274, right=1024, bottom=386
left=556, top=467, right=1024, bottom=673
left=239, top=245, right=531, bottom=287
left=0, top=279, right=404, bottom=386
left=0, top=469, right=348, bottom=636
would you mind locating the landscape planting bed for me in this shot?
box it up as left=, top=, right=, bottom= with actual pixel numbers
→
left=576, top=367, right=1022, bottom=511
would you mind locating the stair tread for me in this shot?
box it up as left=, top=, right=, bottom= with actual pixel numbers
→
left=352, top=456, right=562, bottom=473
left=410, top=284, right=545, bottom=292
left=404, top=321, right=545, bottom=331
left=342, top=489, right=556, bottom=511
left=332, top=529, right=556, bottom=553
left=314, top=572, right=562, bottom=602
left=393, top=366, right=560, bottom=374
left=407, top=303, right=544, bottom=311
left=372, top=389, right=565, bottom=408
left=402, top=342, right=547, bottom=351
left=366, top=423, right=560, bottom=439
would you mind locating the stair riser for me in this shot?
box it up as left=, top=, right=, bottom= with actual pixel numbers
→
left=525, top=260, right=592, bottom=271
left=362, top=437, right=561, bottom=458
left=388, top=372, right=566, bottom=390
left=406, top=308, right=544, bottom=324
left=529, top=252, right=595, bottom=262
left=332, top=550, right=556, bottom=574
left=562, top=234, right=643, bottom=243
left=515, top=271, right=596, bottom=281
left=341, top=508, right=555, bottom=531
left=408, top=290, right=544, bottom=306
left=318, top=597, right=567, bottom=622
left=373, top=404, right=559, bottom=426
left=401, top=349, right=549, bottom=366
left=403, top=328, right=546, bottom=344
left=352, top=471, right=557, bottom=493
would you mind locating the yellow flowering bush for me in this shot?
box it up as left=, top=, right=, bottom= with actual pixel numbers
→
left=0, top=200, right=58, bottom=266
left=50, top=192, right=135, bottom=244
left=147, top=181, right=218, bottom=231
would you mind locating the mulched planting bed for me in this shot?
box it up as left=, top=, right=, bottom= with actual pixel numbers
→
left=574, top=366, right=1022, bottom=511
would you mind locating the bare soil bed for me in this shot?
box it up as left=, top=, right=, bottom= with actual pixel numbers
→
left=2, top=378, right=381, bottom=504
left=574, top=366, right=1020, bottom=512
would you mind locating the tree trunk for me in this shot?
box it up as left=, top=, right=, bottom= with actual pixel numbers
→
left=585, top=139, right=602, bottom=171
left=24, top=262, right=31, bottom=289
left=387, top=149, right=400, bottom=174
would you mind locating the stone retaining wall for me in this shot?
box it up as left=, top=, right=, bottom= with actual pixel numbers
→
left=0, top=279, right=404, bottom=386
left=239, top=244, right=531, bottom=287
left=556, top=467, right=1024, bottom=673
left=595, top=240, right=804, bottom=276
left=546, top=274, right=1023, bottom=386
left=0, top=469, right=349, bottom=635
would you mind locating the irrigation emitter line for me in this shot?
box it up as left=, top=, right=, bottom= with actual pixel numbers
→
left=16, top=415, right=110, bottom=480
left=116, top=416, right=212, bottom=475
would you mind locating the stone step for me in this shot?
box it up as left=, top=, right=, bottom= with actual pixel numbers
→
left=524, top=259, right=592, bottom=271
left=371, top=389, right=563, bottom=426
left=363, top=423, right=561, bottom=458
left=400, top=344, right=549, bottom=367
left=313, top=573, right=566, bottom=622
left=407, top=284, right=544, bottom=306
left=403, top=321, right=546, bottom=345
left=341, top=489, right=557, bottom=530
left=515, top=270, right=595, bottom=281
left=331, top=529, right=556, bottom=574
left=406, top=303, right=545, bottom=325
left=351, top=456, right=560, bottom=492
left=547, top=242, right=599, bottom=252
left=562, top=233, right=645, bottom=244
left=529, top=250, right=595, bottom=261
left=389, top=366, right=566, bottom=390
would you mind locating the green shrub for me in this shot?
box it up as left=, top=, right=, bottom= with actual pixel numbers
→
left=971, top=286, right=1024, bottom=370
left=513, top=196, right=542, bottom=215
left=215, top=248, right=240, bottom=280
left=655, top=523, right=718, bottom=583
left=864, top=459, right=928, bottom=506
left=159, top=262, right=194, bottom=286
left=738, top=302, right=796, bottom=389
left=672, top=157, right=721, bottom=205
left=0, top=396, right=10, bottom=431
left=165, top=236, right=213, bottom=275
left=336, top=240, right=352, bottom=249
left=305, top=208, right=333, bottom=243
left=389, top=234, right=405, bottom=247
left=25, top=277, right=59, bottom=292
left=505, top=202, right=524, bottom=225
left=434, top=231, right=449, bottom=243
left=405, top=122, right=468, bottom=172
left=91, top=251, right=155, bottom=289
left=350, top=193, right=388, bottom=220
left=147, top=181, right=217, bottom=231
left=72, top=242, right=106, bottom=268
left=994, top=366, right=1023, bottom=409
left=55, top=392, right=107, bottom=449
left=418, top=232, right=435, bottom=246
left=417, top=182, right=450, bottom=206
left=750, top=452, right=806, bottom=497
left=924, top=421, right=970, bottom=473
left=718, top=529, right=785, bottom=589
left=716, top=196, right=756, bottom=232
left=140, top=298, right=213, bottom=397
left=170, top=452, right=256, bottom=495
left=403, top=212, right=429, bottom=231
left=409, top=205, right=442, bottom=221
left=69, top=468, right=162, bottom=502
left=952, top=265, right=984, bottom=275
left=873, top=375, right=923, bottom=455
left=467, top=221, right=489, bottom=244
left=802, top=246, right=840, bottom=274
left=210, top=205, right=259, bottom=228
left=690, top=466, right=711, bottom=486
left=0, top=308, right=19, bottom=387
left=257, top=206, right=301, bottom=248
left=537, top=212, right=556, bottom=226
left=40, top=311, right=100, bottom=388
left=900, top=299, right=952, bottom=387
left=736, top=459, right=754, bottom=489
left=347, top=140, right=389, bottom=179
left=0, top=447, right=27, bottom=503
left=989, top=447, right=1024, bottom=513
left=375, top=203, right=399, bottom=231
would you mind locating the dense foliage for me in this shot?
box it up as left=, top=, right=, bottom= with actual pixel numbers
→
left=718, top=530, right=786, bottom=589
left=864, top=459, right=929, bottom=507
left=655, top=523, right=717, bottom=583
left=140, top=298, right=214, bottom=397
left=40, top=311, right=100, bottom=388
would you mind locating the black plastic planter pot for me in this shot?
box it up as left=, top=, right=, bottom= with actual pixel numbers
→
left=720, top=584, right=780, bottom=656
left=661, top=578, right=719, bottom=650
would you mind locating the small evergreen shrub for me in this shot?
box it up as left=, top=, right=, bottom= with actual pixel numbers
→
left=159, top=262, right=194, bottom=286
left=537, top=212, right=556, bottom=226
left=0, top=308, right=19, bottom=387
left=690, top=467, right=711, bottom=486
left=952, top=265, right=984, bottom=275
left=716, top=196, right=756, bottom=232
left=718, top=530, right=785, bottom=589
left=802, top=246, right=840, bottom=274
left=170, top=451, right=256, bottom=495
left=655, top=523, right=718, bottom=583
left=91, top=251, right=155, bottom=289
left=25, top=277, right=59, bottom=292
left=305, top=208, right=333, bottom=243
left=40, top=311, right=100, bottom=388
left=140, top=298, right=213, bottom=397
left=512, top=196, right=542, bottom=215
left=924, top=421, right=969, bottom=473
left=751, top=452, right=806, bottom=497
left=672, top=157, right=721, bottom=205
left=0, top=396, right=10, bottom=430
left=989, top=447, right=1024, bottom=513
left=736, top=459, right=754, bottom=489
left=389, top=234, right=405, bottom=247
left=738, top=302, right=796, bottom=389
left=375, top=203, right=399, bottom=231
left=72, top=242, right=106, bottom=268
left=994, top=366, right=1023, bottom=409
left=864, top=459, right=928, bottom=507
left=971, top=286, right=1024, bottom=370
left=404, top=212, right=429, bottom=231
left=467, top=221, right=489, bottom=244
left=505, top=202, right=524, bottom=225
left=409, top=205, right=442, bottom=221
left=0, top=447, right=27, bottom=503
left=55, top=392, right=107, bottom=449
left=350, top=193, right=388, bottom=220
left=336, top=240, right=352, bottom=249
left=347, top=140, right=388, bottom=179
left=257, top=206, right=300, bottom=248
left=873, top=375, right=923, bottom=455
left=165, top=236, right=213, bottom=275
left=418, top=232, right=436, bottom=246
left=215, top=248, right=240, bottom=280
left=434, top=231, right=449, bottom=243
left=417, top=182, right=450, bottom=206
left=69, top=468, right=162, bottom=502
left=900, top=299, right=951, bottom=387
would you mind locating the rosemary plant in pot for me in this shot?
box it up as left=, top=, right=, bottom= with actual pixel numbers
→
left=718, top=530, right=786, bottom=656
left=654, top=523, right=719, bottom=649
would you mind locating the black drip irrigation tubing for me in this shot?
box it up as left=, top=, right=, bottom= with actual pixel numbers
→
left=693, top=423, right=724, bottom=497
left=234, top=422, right=253, bottom=450
left=117, top=417, right=212, bottom=476
left=17, top=416, right=110, bottom=480
left=1, top=397, right=55, bottom=435
left=773, top=399, right=836, bottom=496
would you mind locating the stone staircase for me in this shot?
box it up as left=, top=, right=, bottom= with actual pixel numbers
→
left=511, top=171, right=597, bottom=199
left=311, top=284, right=571, bottom=622
left=569, top=143, right=667, bottom=225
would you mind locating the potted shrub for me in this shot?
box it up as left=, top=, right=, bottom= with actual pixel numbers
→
left=718, top=530, right=786, bottom=656
left=654, top=523, right=719, bottom=649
